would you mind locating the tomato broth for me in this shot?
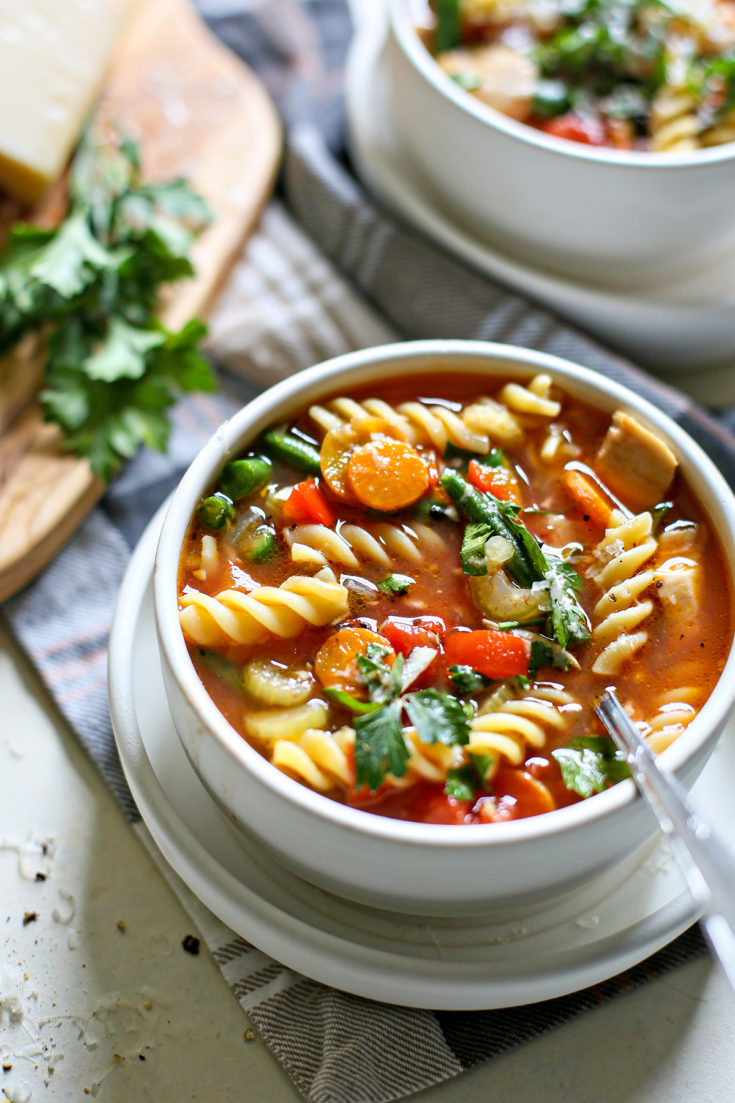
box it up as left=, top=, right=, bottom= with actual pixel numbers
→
left=178, top=372, right=733, bottom=825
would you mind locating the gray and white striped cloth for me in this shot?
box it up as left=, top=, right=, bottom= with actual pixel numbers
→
left=5, top=2, right=735, bottom=1101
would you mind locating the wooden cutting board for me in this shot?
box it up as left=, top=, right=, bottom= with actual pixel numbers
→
left=0, top=0, right=281, bottom=602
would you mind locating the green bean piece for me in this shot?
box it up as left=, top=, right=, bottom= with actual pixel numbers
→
left=198, top=492, right=235, bottom=530
left=440, top=469, right=535, bottom=585
left=262, top=427, right=322, bottom=476
left=435, top=0, right=461, bottom=54
left=220, top=455, right=273, bottom=500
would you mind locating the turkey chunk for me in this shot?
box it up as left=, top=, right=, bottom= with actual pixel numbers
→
left=438, top=44, right=538, bottom=121
left=595, top=412, right=677, bottom=509
left=653, top=526, right=702, bottom=631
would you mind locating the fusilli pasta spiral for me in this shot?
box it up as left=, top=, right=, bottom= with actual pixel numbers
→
left=469, top=684, right=576, bottom=775
left=649, top=86, right=700, bottom=151
left=590, top=511, right=657, bottom=675
left=309, top=395, right=491, bottom=454
left=179, top=570, right=349, bottom=647
left=285, top=521, right=446, bottom=569
left=642, top=687, right=701, bottom=754
left=271, top=727, right=354, bottom=791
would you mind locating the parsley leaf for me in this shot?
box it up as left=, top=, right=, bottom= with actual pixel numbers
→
left=552, top=735, right=631, bottom=798
left=449, top=664, right=492, bottom=694
left=354, top=700, right=408, bottom=791
left=351, top=648, right=470, bottom=791
left=377, top=573, right=415, bottom=597
left=403, top=689, right=472, bottom=747
left=460, top=521, right=495, bottom=576
left=444, top=754, right=495, bottom=801
left=545, top=556, right=590, bottom=649
left=528, top=637, right=574, bottom=679
left=356, top=643, right=403, bottom=705
left=444, top=766, right=477, bottom=801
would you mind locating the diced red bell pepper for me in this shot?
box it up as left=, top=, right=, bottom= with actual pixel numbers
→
left=282, top=478, right=336, bottom=526
left=444, top=630, right=530, bottom=679
left=541, top=113, right=607, bottom=147
left=467, top=459, right=518, bottom=502
left=380, top=616, right=446, bottom=657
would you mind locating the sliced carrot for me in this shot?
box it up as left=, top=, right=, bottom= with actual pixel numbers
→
left=346, top=439, right=429, bottom=511
left=314, top=626, right=394, bottom=698
left=563, top=469, right=612, bottom=528
left=468, top=459, right=522, bottom=504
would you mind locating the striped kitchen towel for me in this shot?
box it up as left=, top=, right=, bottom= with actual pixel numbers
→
left=4, top=2, right=735, bottom=1101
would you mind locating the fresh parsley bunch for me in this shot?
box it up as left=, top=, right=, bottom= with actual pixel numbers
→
left=0, top=133, right=216, bottom=482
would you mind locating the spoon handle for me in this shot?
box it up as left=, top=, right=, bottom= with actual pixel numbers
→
left=596, top=689, right=735, bottom=991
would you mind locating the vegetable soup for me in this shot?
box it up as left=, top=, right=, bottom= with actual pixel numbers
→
left=177, top=372, right=733, bottom=825
left=420, top=0, right=735, bottom=151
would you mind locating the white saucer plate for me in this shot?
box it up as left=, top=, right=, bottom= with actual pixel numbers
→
left=344, top=15, right=735, bottom=380
left=108, top=507, right=735, bottom=1010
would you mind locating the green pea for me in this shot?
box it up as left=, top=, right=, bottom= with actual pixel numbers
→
left=220, top=455, right=273, bottom=500
left=246, top=525, right=278, bottom=563
left=198, top=492, right=235, bottom=530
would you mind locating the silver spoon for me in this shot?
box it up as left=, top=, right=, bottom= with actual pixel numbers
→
left=596, top=688, right=735, bottom=991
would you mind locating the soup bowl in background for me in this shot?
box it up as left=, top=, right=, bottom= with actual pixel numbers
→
left=386, top=0, right=735, bottom=290
left=154, top=340, right=735, bottom=916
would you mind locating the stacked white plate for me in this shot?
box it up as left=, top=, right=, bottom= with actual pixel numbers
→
left=109, top=506, right=735, bottom=1010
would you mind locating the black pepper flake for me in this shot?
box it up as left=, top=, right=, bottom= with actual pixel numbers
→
left=3, top=1063, right=12, bottom=1072
left=182, top=934, right=200, bottom=955
left=583, top=514, right=590, bottom=522
left=23, top=911, right=38, bottom=926
left=35, top=872, right=47, bottom=883
left=116, top=920, right=127, bottom=933
left=138, top=1054, right=146, bottom=1062
left=656, top=580, right=663, bottom=588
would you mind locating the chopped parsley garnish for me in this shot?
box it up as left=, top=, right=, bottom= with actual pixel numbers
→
left=552, top=735, right=631, bottom=798
left=344, top=645, right=472, bottom=791
left=356, top=643, right=403, bottom=705
left=528, top=637, right=574, bottom=680
left=354, top=700, right=408, bottom=792
left=449, top=664, right=492, bottom=694
left=444, top=754, right=495, bottom=801
left=0, top=130, right=215, bottom=481
left=377, top=573, right=415, bottom=597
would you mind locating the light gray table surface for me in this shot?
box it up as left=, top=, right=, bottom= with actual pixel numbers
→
left=2, top=0, right=735, bottom=1096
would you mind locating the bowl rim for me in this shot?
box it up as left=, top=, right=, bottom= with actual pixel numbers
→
left=154, top=339, right=735, bottom=851
left=389, top=0, right=735, bottom=172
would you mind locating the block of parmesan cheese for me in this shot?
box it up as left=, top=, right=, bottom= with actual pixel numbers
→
left=0, top=0, right=137, bottom=204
